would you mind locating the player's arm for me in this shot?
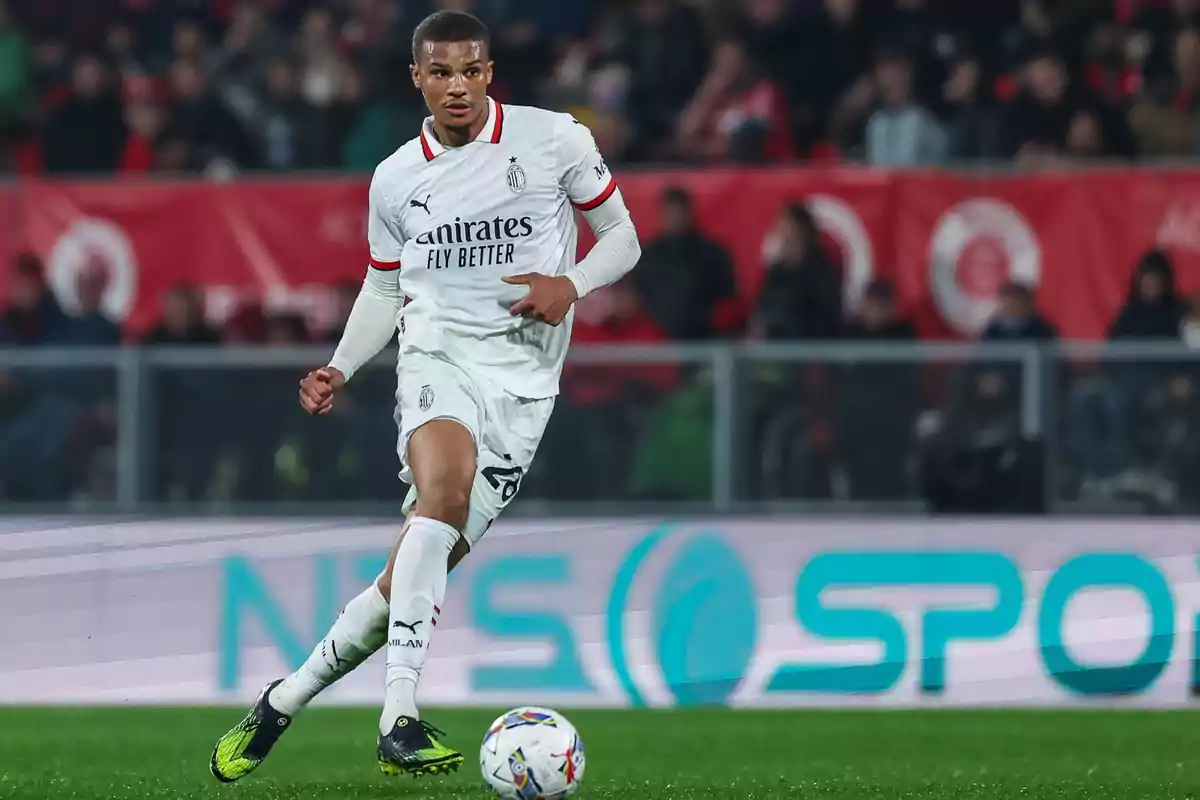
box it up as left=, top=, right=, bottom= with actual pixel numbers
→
left=300, top=170, right=404, bottom=415
left=560, top=118, right=640, bottom=299
left=329, top=169, right=405, bottom=381
left=505, top=117, right=640, bottom=324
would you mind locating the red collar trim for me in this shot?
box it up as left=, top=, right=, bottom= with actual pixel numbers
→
left=419, top=97, right=503, bottom=161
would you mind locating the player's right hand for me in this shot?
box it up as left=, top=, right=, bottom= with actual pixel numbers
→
left=299, top=367, right=345, bottom=416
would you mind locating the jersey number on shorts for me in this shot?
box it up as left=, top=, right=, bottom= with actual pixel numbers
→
left=482, top=464, right=524, bottom=503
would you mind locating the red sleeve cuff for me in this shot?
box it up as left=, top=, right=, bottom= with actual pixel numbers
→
left=572, top=177, right=617, bottom=211
left=369, top=256, right=401, bottom=271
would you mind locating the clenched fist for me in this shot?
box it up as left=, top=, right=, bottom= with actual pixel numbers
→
left=299, top=366, right=346, bottom=416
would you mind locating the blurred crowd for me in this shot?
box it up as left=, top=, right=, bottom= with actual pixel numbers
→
left=4, top=183, right=1200, bottom=513
left=8, top=0, right=1200, bottom=173
left=3, top=0, right=1200, bottom=512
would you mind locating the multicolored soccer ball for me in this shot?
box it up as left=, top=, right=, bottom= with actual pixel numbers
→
left=480, top=707, right=586, bottom=799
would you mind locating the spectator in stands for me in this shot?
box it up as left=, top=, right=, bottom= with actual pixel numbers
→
left=210, top=1, right=282, bottom=124
left=883, top=0, right=955, bottom=106
left=42, top=54, right=126, bottom=174
left=1089, top=249, right=1189, bottom=496
left=13, top=0, right=1198, bottom=174
left=677, top=37, right=794, bottom=163
left=167, top=57, right=253, bottom=172
left=0, top=0, right=32, bottom=152
left=633, top=187, right=740, bottom=340
left=1060, top=249, right=1184, bottom=500
left=865, top=46, right=948, bottom=166
left=105, top=16, right=149, bottom=89
left=997, top=0, right=1056, bottom=73
left=981, top=282, right=1056, bottom=342
left=942, top=51, right=1001, bottom=160
left=119, top=97, right=167, bottom=173
left=838, top=278, right=918, bottom=499
left=65, top=261, right=120, bottom=346
left=1131, top=0, right=1200, bottom=81
left=29, top=34, right=69, bottom=109
left=0, top=253, right=68, bottom=345
left=920, top=367, right=1040, bottom=513
left=1109, top=249, right=1186, bottom=340
left=487, top=0, right=555, bottom=107
left=1000, top=48, right=1082, bottom=163
left=256, top=56, right=321, bottom=171
left=296, top=7, right=345, bottom=111
left=802, top=0, right=876, bottom=153
left=172, top=19, right=214, bottom=75
left=978, top=281, right=1052, bottom=430
left=155, top=130, right=193, bottom=173
left=610, top=0, right=709, bottom=161
left=842, top=278, right=916, bottom=341
left=142, top=283, right=220, bottom=345
left=1129, top=27, right=1200, bottom=158
left=736, top=0, right=806, bottom=126
left=1064, top=108, right=1109, bottom=159
left=753, top=203, right=843, bottom=340
left=1083, top=18, right=1137, bottom=105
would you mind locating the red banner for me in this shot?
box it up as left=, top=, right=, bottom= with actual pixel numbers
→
left=10, top=168, right=1200, bottom=339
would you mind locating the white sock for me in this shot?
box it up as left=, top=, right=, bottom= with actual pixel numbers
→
left=380, top=515, right=459, bottom=733
left=269, top=584, right=389, bottom=716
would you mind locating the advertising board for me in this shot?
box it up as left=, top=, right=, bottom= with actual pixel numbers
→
left=1, top=518, right=1196, bottom=707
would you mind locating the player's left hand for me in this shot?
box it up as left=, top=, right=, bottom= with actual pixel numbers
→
left=503, top=273, right=578, bottom=326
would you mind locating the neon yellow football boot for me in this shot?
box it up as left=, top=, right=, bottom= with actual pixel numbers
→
left=377, top=716, right=464, bottom=777
left=210, top=680, right=292, bottom=782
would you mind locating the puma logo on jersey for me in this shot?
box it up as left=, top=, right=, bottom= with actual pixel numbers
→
left=410, top=194, right=432, bottom=214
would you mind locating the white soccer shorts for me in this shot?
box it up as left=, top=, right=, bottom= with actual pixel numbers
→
left=394, top=350, right=554, bottom=547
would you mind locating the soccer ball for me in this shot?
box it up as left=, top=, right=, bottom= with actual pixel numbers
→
left=480, top=706, right=586, bottom=799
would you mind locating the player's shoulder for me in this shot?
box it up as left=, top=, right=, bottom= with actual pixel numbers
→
left=500, top=103, right=571, bottom=127
left=371, top=138, right=427, bottom=187
left=500, top=104, right=591, bottom=145
left=368, top=137, right=427, bottom=210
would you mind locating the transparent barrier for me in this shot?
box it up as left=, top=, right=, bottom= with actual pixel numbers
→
left=0, top=350, right=123, bottom=506
left=1050, top=343, right=1200, bottom=514
left=7, top=342, right=1200, bottom=515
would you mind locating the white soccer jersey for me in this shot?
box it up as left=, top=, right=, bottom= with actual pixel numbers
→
left=366, top=97, right=619, bottom=399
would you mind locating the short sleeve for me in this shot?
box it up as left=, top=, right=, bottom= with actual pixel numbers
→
left=367, top=169, right=405, bottom=271
left=558, top=116, right=618, bottom=212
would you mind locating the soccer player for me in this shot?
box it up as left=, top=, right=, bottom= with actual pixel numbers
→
left=209, top=9, right=641, bottom=783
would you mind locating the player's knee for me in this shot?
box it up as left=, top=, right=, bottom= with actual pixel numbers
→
left=414, top=483, right=471, bottom=531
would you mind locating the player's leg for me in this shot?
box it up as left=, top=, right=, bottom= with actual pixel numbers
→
left=375, top=400, right=549, bottom=780
left=209, top=526, right=471, bottom=783
left=376, top=418, right=475, bottom=776
left=379, top=390, right=553, bottom=739
left=272, top=531, right=470, bottom=716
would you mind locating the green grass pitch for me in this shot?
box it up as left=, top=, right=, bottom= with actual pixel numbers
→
left=3, top=707, right=1200, bottom=798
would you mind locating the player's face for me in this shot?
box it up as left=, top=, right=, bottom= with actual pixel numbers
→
left=411, top=40, right=492, bottom=130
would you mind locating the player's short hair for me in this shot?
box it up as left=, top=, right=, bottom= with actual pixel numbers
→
left=412, top=10, right=491, bottom=63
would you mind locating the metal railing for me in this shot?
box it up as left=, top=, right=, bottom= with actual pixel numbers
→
left=1, top=341, right=1197, bottom=515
